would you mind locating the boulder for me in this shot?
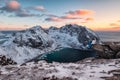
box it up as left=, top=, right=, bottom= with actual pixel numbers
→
left=0, top=55, right=17, bottom=66
left=92, top=44, right=116, bottom=59
left=92, top=44, right=104, bottom=52
left=103, top=42, right=120, bottom=52
left=109, top=44, right=120, bottom=53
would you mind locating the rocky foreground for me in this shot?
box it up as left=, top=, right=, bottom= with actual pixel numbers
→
left=0, top=58, right=120, bottom=80
left=93, top=42, right=120, bottom=59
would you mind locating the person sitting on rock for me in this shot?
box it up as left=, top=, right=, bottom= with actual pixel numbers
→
left=87, top=38, right=97, bottom=49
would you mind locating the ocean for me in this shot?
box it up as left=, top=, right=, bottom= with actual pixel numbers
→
left=96, top=31, right=120, bottom=42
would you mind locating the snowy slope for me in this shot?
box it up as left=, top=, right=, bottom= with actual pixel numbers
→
left=0, top=26, right=56, bottom=64
left=47, top=24, right=99, bottom=49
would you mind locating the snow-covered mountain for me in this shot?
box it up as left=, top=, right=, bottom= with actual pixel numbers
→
left=0, top=26, right=56, bottom=64
left=47, top=24, right=99, bottom=49
left=0, top=24, right=100, bottom=64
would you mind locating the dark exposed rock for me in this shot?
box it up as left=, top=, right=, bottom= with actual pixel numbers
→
left=0, top=55, right=17, bottom=66
left=42, top=76, right=77, bottom=80
left=78, top=27, right=99, bottom=46
left=102, top=69, right=120, bottom=80
left=92, top=42, right=120, bottom=59
left=116, top=51, right=120, bottom=58
left=28, top=38, right=43, bottom=48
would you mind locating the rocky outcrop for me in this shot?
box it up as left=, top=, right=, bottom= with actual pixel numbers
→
left=93, top=42, right=120, bottom=59
left=77, top=26, right=99, bottom=46
left=0, top=58, right=120, bottom=80
left=0, top=55, right=16, bottom=66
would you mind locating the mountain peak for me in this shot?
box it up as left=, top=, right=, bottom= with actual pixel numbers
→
left=28, top=26, right=42, bottom=30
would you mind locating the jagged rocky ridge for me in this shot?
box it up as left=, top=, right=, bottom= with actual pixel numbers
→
left=0, top=24, right=99, bottom=64
left=0, top=26, right=56, bottom=64
left=47, top=24, right=99, bottom=48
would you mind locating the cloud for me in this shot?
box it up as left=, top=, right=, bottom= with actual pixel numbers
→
left=45, top=17, right=63, bottom=22
left=45, top=15, right=94, bottom=23
left=109, top=19, right=120, bottom=30
left=33, top=6, right=45, bottom=11
left=44, top=13, right=82, bottom=22
left=45, top=15, right=81, bottom=22
left=0, top=1, right=44, bottom=17
left=45, top=9, right=94, bottom=22
left=0, top=1, right=20, bottom=12
left=118, top=20, right=120, bottom=22
left=110, top=23, right=120, bottom=27
left=85, top=17, right=94, bottom=21
left=110, top=23, right=120, bottom=29
left=15, top=9, right=35, bottom=17
left=61, top=14, right=82, bottom=19
left=27, top=6, right=45, bottom=12
left=111, top=26, right=120, bottom=29
left=66, top=9, right=94, bottom=16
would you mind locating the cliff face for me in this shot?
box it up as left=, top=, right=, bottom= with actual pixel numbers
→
left=47, top=24, right=99, bottom=49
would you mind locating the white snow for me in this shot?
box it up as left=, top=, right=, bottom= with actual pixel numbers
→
left=0, top=59, right=120, bottom=80
left=48, top=31, right=82, bottom=49
left=0, top=26, right=56, bottom=64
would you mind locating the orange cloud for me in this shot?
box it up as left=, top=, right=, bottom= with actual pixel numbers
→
left=45, top=9, right=94, bottom=22
left=61, top=14, right=82, bottom=19
left=110, top=23, right=120, bottom=27
left=118, top=20, right=120, bottom=22
left=66, top=9, right=94, bottom=16
left=109, top=23, right=120, bottom=30
left=85, top=17, right=94, bottom=21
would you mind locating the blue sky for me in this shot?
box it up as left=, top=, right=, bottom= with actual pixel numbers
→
left=0, top=0, right=120, bottom=31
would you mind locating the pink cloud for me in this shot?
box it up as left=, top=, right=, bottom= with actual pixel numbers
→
left=33, top=6, right=45, bottom=11
left=7, top=1, right=20, bottom=11
left=45, top=17, right=63, bottom=22
left=45, top=9, right=95, bottom=22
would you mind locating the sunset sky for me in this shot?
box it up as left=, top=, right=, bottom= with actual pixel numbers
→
left=0, top=0, right=120, bottom=31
